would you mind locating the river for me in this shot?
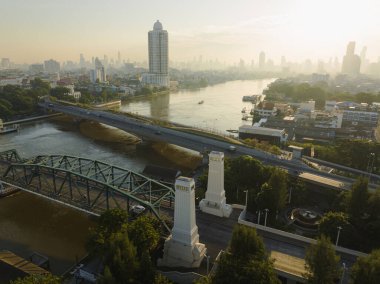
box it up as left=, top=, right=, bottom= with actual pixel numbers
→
left=0, top=79, right=274, bottom=275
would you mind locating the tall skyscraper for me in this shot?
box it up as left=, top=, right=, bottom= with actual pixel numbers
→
left=142, top=20, right=169, bottom=87
left=360, top=46, right=368, bottom=72
left=259, top=51, right=266, bottom=70
left=80, top=54, right=85, bottom=68
left=341, top=41, right=361, bottom=76
left=1, top=58, right=10, bottom=69
left=90, top=57, right=106, bottom=83
left=44, top=59, right=60, bottom=74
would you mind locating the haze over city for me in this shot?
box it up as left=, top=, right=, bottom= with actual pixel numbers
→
left=2, top=0, right=380, bottom=64
left=1, top=0, right=380, bottom=283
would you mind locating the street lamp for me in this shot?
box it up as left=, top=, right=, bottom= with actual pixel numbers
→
left=264, top=209, right=269, bottom=227
left=244, top=190, right=248, bottom=210
left=206, top=255, right=211, bottom=275
left=288, top=187, right=292, bottom=204
left=340, top=262, right=346, bottom=284
left=368, top=153, right=375, bottom=183
left=336, top=226, right=343, bottom=246
left=257, top=210, right=262, bottom=225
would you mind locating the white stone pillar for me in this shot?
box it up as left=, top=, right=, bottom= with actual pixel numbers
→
left=158, top=177, right=207, bottom=268
left=200, top=151, right=232, bottom=217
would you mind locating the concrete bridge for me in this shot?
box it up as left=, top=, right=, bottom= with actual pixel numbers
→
left=39, top=102, right=379, bottom=191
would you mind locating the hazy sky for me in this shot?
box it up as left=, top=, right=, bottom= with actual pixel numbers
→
left=1, top=0, right=379, bottom=64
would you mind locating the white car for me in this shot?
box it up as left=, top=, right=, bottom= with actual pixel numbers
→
left=130, top=205, right=146, bottom=215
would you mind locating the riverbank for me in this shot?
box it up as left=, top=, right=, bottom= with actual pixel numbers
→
left=3, top=113, right=62, bottom=126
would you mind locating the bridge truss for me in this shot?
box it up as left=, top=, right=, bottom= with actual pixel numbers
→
left=0, top=150, right=175, bottom=232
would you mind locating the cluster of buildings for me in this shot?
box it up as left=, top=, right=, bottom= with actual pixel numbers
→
left=239, top=98, right=380, bottom=145
left=0, top=20, right=171, bottom=101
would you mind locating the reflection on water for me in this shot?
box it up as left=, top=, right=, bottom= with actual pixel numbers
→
left=0, top=79, right=273, bottom=275
left=0, top=191, right=95, bottom=274
left=121, top=79, right=275, bottom=132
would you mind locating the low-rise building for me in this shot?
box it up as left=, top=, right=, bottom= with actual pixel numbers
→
left=342, top=109, right=379, bottom=127
left=313, top=111, right=343, bottom=128
left=254, top=101, right=277, bottom=118
left=63, top=84, right=81, bottom=100
left=239, top=125, right=287, bottom=145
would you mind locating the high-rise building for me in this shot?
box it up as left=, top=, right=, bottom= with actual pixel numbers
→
left=80, top=54, right=85, bottom=68
left=117, top=51, right=121, bottom=65
left=341, top=41, right=361, bottom=76
left=1, top=58, right=10, bottom=69
left=259, top=51, right=266, bottom=70
left=142, top=20, right=169, bottom=87
left=44, top=59, right=60, bottom=74
left=360, top=46, right=368, bottom=72
left=29, top=64, right=44, bottom=74
left=90, top=57, right=106, bottom=83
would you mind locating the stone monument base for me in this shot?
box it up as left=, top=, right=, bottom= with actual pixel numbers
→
left=158, top=236, right=207, bottom=268
left=199, top=199, right=232, bottom=218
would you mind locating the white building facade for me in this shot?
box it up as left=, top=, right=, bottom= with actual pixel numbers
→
left=143, top=20, right=169, bottom=87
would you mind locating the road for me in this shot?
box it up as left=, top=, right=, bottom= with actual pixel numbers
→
left=40, top=102, right=375, bottom=191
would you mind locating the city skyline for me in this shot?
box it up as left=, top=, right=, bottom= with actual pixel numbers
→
left=1, top=0, right=380, bottom=64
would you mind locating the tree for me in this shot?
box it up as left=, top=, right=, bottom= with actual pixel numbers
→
left=350, top=249, right=380, bottom=284
left=289, top=178, right=308, bottom=207
left=304, top=235, right=341, bottom=284
left=212, top=225, right=280, bottom=284
left=224, top=156, right=268, bottom=204
left=86, top=208, right=128, bottom=255
left=101, top=231, right=140, bottom=283
left=229, top=224, right=266, bottom=261
left=10, top=274, right=60, bottom=284
left=318, top=211, right=352, bottom=247
left=153, top=274, right=173, bottom=284
left=347, top=177, right=369, bottom=221
left=255, top=168, right=288, bottom=221
left=127, top=215, right=160, bottom=256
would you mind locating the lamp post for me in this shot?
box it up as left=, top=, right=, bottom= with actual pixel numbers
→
left=257, top=210, right=261, bottom=225
left=340, top=262, right=346, bottom=284
left=368, top=153, right=375, bottom=183
left=288, top=187, right=292, bottom=204
left=206, top=255, right=211, bottom=275
left=264, top=209, right=269, bottom=226
left=336, top=226, right=342, bottom=246
left=244, top=190, right=248, bottom=211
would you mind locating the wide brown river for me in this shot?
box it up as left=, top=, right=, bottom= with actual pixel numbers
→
left=0, top=79, right=274, bottom=274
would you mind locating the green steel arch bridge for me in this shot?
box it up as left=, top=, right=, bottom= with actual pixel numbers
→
left=0, top=149, right=175, bottom=232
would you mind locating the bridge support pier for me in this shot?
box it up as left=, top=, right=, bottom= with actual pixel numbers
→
left=200, top=151, right=232, bottom=218
left=158, top=177, right=206, bottom=268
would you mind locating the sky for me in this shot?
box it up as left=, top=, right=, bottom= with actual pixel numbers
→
left=1, top=0, right=380, bottom=64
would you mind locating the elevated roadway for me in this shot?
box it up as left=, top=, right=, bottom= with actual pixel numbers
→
left=40, top=102, right=378, bottom=191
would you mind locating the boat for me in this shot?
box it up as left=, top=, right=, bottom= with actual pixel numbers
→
left=0, top=119, right=19, bottom=135
left=242, top=114, right=248, bottom=120
left=198, top=100, right=204, bottom=104
left=241, top=107, right=246, bottom=113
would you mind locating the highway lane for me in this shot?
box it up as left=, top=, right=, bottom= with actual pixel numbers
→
left=40, top=102, right=372, bottom=191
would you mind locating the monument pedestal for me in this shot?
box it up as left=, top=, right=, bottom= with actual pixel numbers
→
left=200, top=151, right=232, bottom=218
left=158, top=235, right=206, bottom=268
left=158, top=177, right=207, bottom=268
left=199, top=199, right=232, bottom=218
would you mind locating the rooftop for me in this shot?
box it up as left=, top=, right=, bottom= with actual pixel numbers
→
left=239, top=125, right=285, bottom=137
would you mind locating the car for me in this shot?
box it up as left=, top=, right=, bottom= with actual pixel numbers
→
left=130, top=205, right=146, bottom=215
left=228, top=145, right=236, bottom=152
left=48, top=103, right=54, bottom=107
left=155, top=131, right=162, bottom=135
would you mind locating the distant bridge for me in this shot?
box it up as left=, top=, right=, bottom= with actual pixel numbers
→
left=0, top=149, right=175, bottom=232
left=37, top=102, right=379, bottom=191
